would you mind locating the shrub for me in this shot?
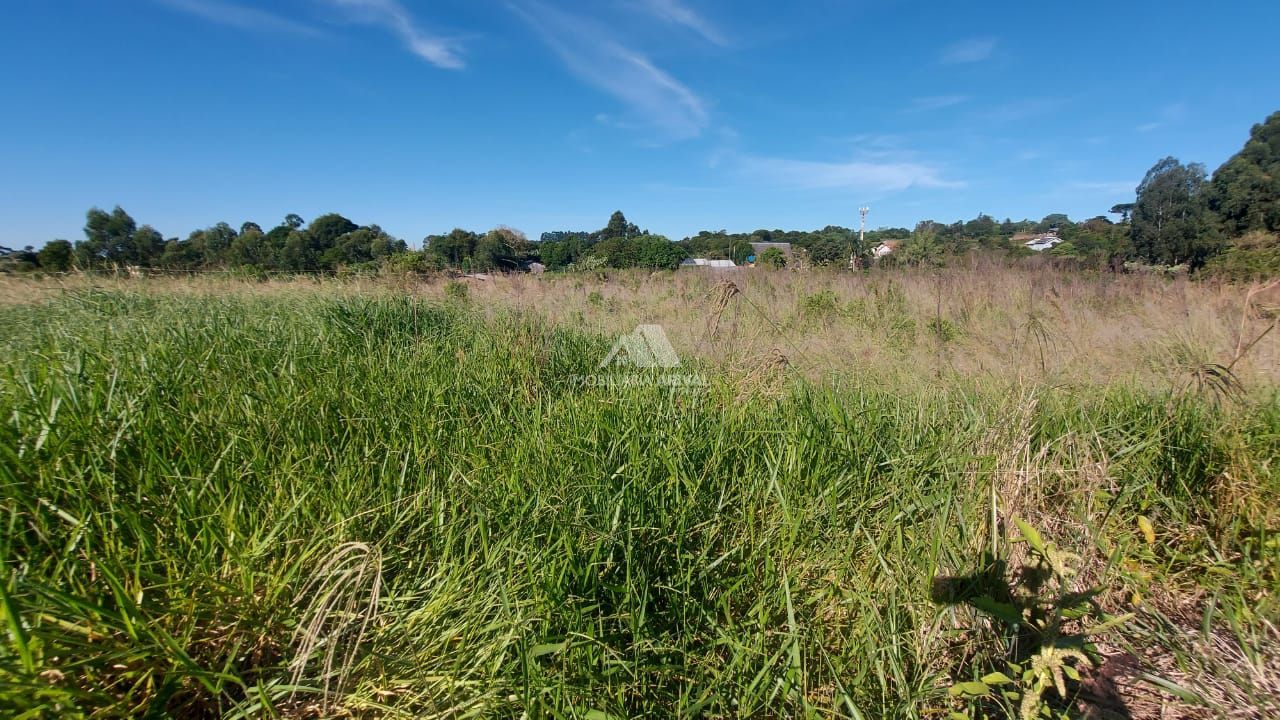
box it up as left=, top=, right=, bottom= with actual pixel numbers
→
left=758, top=247, right=786, bottom=268
left=444, top=279, right=468, bottom=300
left=1201, top=231, right=1280, bottom=281
left=799, top=290, right=841, bottom=322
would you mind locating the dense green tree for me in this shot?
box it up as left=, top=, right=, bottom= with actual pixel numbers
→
left=634, top=235, right=687, bottom=270
left=538, top=236, right=586, bottom=269
left=1201, top=230, right=1280, bottom=281
left=602, top=211, right=639, bottom=241
left=584, top=233, right=684, bottom=270
left=77, top=206, right=138, bottom=267
left=1047, top=241, right=1081, bottom=258
left=131, top=226, right=166, bottom=265
left=24, top=206, right=417, bottom=275
left=200, top=223, right=238, bottom=266
left=74, top=207, right=165, bottom=268
left=426, top=229, right=479, bottom=267
left=159, top=238, right=203, bottom=270
left=964, top=213, right=998, bottom=237
left=1109, top=203, right=1135, bottom=223
left=1036, top=213, right=1071, bottom=233
left=471, top=230, right=517, bottom=271
left=493, top=227, right=535, bottom=265
left=314, top=224, right=406, bottom=269
left=896, top=225, right=945, bottom=267
left=807, top=237, right=849, bottom=266
left=165, top=223, right=237, bottom=269
left=680, top=230, right=736, bottom=259
left=1208, top=111, right=1280, bottom=236
left=307, top=214, right=359, bottom=250
left=261, top=223, right=293, bottom=264
left=228, top=228, right=265, bottom=267
left=587, top=236, right=641, bottom=268
left=1131, top=157, right=1220, bottom=266
left=37, top=240, right=74, bottom=272
left=366, top=226, right=406, bottom=259
left=540, top=230, right=589, bottom=244
left=279, top=230, right=318, bottom=272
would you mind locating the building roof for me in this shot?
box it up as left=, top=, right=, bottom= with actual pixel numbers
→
left=681, top=258, right=737, bottom=268
left=750, top=242, right=793, bottom=255
left=1024, top=234, right=1063, bottom=251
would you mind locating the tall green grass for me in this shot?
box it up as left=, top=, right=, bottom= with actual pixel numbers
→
left=0, top=290, right=1274, bottom=718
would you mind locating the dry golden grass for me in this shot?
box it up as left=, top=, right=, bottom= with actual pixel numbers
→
left=448, top=260, right=1280, bottom=391
left=4, top=259, right=1278, bottom=392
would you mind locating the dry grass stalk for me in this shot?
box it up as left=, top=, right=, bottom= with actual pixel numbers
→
left=289, top=542, right=384, bottom=714
left=705, top=278, right=741, bottom=341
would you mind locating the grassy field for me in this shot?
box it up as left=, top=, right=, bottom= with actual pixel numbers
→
left=0, top=268, right=1277, bottom=718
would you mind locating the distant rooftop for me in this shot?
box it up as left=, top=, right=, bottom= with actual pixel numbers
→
left=749, top=242, right=792, bottom=254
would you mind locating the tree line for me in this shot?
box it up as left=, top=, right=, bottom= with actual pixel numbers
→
left=3, top=211, right=409, bottom=274
left=3, top=111, right=1276, bottom=277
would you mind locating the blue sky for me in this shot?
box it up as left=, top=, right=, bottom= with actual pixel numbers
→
left=2, top=1, right=1278, bottom=247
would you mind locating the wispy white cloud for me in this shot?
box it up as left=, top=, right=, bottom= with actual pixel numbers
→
left=510, top=1, right=708, bottom=140
left=155, top=0, right=324, bottom=37
left=323, top=0, right=465, bottom=69
left=734, top=153, right=964, bottom=193
left=975, top=97, right=1068, bottom=123
left=820, top=133, right=908, bottom=149
left=908, top=94, right=969, bottom=112
left=940, top=37, right=996, bottom=64
left=1135, top=102, right=1186, bottom=133
left=1066, top=181, right=1137, bottom=197
left=634, top=0, right=727, bottom=46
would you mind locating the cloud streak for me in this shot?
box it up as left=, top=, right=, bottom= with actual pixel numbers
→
left=511, top=1, right=708, bottom=140
left=155, top=0, right=324, bottom=37
left=635, top=0, right=727, bottom=46
left=908, top=94, right=969, bottom=112
left=734, top=153, right=963, bottom=193
left=940, top=37, right=996, bottom=64
left=323, top=0, right=465, bottom=69
left=1135, top=102, right=1186, bottom=133
left=974, top=96, right=1069, bottom=123
left=1066, top=181, right=1137, bottom=197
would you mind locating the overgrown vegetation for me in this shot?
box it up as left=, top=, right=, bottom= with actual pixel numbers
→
left=0, top=275, right=1276, bottom=718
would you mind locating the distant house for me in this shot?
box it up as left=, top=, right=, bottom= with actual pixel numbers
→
left=680, top=258, right=737, bottom=269
left=1022, top=231, right=1063, bottom=252
left=749, top=242, right=793, bottom=259
left=871, top=240, right=901, bottom=258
